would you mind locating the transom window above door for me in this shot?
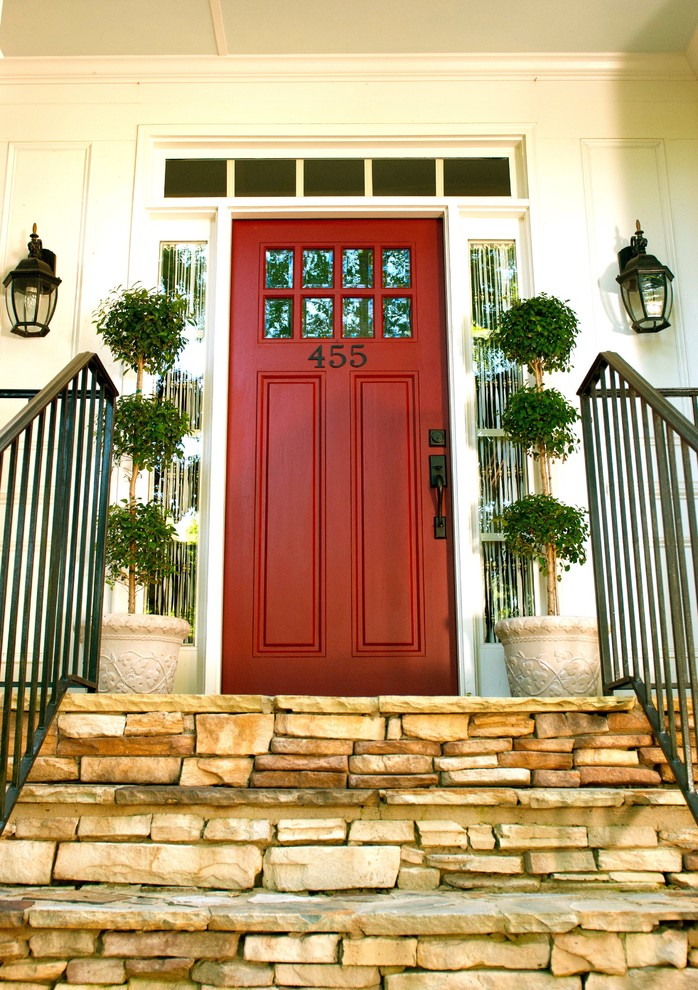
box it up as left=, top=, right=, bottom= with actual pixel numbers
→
left=261, top=243, right=414, bottom=340
left=164, top=156, right=512, bottom=198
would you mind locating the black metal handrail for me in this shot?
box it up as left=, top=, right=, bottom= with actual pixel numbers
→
left=0, top=352, right=116, bottom=833
left=579, top=352, right=698, bottom=821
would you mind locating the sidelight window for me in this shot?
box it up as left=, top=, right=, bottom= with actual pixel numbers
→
left=147, top=242, right=207, bottom=644
left=471, top=241, right=534, bottom=642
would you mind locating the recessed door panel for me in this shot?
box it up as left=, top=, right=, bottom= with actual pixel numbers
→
left=353, top=374, right=423, bottom=652
left=256, top=375, right=323, bottom=653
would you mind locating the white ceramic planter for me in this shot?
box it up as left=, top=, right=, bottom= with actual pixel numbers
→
left=494, top=615, right=601, bottom=698
left=98, top=613, right=191, bottom=693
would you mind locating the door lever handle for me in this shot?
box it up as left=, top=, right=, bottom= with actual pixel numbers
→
left=429, top=455, right=448, bottom=539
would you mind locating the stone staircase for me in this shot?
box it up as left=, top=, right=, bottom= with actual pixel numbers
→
left=2, top=693, right=698, bottom=988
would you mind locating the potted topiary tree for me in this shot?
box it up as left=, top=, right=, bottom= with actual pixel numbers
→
left=94, top=285, right=192, bottom=693
left=490, top=293, right=601, bottom=697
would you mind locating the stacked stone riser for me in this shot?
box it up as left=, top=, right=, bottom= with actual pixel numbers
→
left=3, top=694, right=698, bottom=988
left=13, top=697, right=675, bottom=792
left=3, top=695, right=698, bottom=892
left=2, top=885, right=698, bottom=988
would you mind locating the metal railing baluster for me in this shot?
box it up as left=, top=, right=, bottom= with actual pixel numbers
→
left=0, top=354, right=116, bottom=833
left=579, top=353, right=698, bottom=823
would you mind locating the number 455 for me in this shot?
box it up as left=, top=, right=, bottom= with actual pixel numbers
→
left=307, top=343, right=367, bottom=369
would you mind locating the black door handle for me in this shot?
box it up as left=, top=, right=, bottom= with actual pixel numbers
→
left=429, top=454, right=448, bottom=539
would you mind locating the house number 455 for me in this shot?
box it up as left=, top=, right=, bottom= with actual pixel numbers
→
left=307, top=343, right=367, bottom=369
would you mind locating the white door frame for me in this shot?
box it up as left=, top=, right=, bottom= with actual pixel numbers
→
left=128, top=130, right=534, bottom=695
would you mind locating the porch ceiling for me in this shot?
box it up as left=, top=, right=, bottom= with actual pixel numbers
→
left=0, top=0, right=697, bottom=59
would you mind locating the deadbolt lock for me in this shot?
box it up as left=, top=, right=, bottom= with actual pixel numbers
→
left=429, top=429, right=447, bottom=447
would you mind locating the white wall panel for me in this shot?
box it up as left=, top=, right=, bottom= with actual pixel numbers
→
left=76, top=140, right=142, bottom=359
left=0, top=143, right=90, bottom=387
left=582, top=139, right=686, bottom=388
left=665, top=138, right=698, bottom=385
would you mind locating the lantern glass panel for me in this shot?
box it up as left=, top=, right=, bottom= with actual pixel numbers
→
left=620, top=279, right=644, bottom=324
left=7, top=273, right=58, bottom=335
left=639, top=272, right=667, bottom=320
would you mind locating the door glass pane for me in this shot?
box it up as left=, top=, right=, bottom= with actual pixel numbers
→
left=302, top=249, right=333, bottom=288
left=164, top=159, right=227, bottom=197
left=383, top=297, right=412, bottom=338
left=477, top=430, right=528, bottom=532
left=470, top=242, right=518, bottom=333
left=382, top=248, right=411, bottom=288
left=342, top=298, right=374, bottom=338
left=264, top=298, right=293, bottom=338
left=302, top=298, right=334, bottom=338
left=265, top=249, right=294, bottom=288
left=482, top=541, right=535, bottom=644
left=342, top=249, right=374, bottom=288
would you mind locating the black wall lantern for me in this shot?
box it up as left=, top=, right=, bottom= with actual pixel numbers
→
left=3, top=224, right=61, bottom=338
left=616, top=220, right=674, bottom=333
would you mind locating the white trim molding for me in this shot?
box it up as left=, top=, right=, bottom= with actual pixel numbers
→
left=0, top=52, right=694, bottom=85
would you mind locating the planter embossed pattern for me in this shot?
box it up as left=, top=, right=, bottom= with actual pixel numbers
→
left=495, top=615, right=601, bottom=697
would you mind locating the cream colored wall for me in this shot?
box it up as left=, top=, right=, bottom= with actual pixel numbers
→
left=1, top=64, right=695, bottom=384
left=1, top=56, right=695, bottom=694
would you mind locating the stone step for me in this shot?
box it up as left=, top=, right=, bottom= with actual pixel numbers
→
left=2, top=884, right=698, bottom=988
left=4, top=691, right=696, bottom=895
left=6, top=782, right=697, bottom=892
left=23, top=693, right=668, bottom=794
left=3, top=694, right=697, bottom=987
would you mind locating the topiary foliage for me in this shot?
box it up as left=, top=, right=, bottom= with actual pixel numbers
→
left=95, top=284, right=193, bottom=613
left=501, top=385, right=579, bottom=462
left=112, top=393, right=189, bottom=472
left=106, top=500, right=177, bottom=589
left=490, top=292, right=580, bottom=378
left=502, top=494, right=588, bottom=576
left=491, top=292, right=587, bottom=616
left=93, top=285, right=189, bottom=378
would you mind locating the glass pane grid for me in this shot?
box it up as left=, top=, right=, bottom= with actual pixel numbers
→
left=261, top=242, right=418, bottom=341
left=165, top=157, right=513, bottom=199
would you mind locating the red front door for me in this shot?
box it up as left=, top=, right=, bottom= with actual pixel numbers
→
left=223, top=218, right=456, bottom=695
